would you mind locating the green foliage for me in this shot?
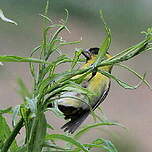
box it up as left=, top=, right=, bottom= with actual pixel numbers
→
left=0, top=114, right=18, bottom=152
left=98, top=70, right=146, bottom=89
left=94, top=10, right=111, bottom=67
left=0, top=55, right=50, bottom=64
left=46, top=134, right=89, bottom=152
left=74, top=121, right=126, bottom=140
left=0, top=2, right=152, bottom=152
left=27, top=113, right=47, bottom=152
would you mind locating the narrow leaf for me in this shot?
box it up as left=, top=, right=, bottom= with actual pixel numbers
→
left=94, top=10, right=111, bottom=67
left=39, top=14, right=52, bottom=23
left=74, top=121, right=125, bottom=140
left=0, top=107, right=12, bottom=115
left=12, top=105, right=20, bottom=127
left=60, top=40, right=81, bottom=46
left=98, top=70, right=145, bottom=89
left=71, top=49, right=82, bottom=69
left=116, top=63, right=152, bottom=90
left=100, top=40, right=148, bottom=67
left=47, top=123, right=54, bottom=130
left=0, top=55, right=50, bottom=64
left=43, top=142, right=70, bottom=151
left=0, top=114, right=18, bottom=152
left=0, top=9, right=17, bottom=25
left=92, top=138, right=118, bottom=152
left=63, top=82, right=95, bottom=96
left=46, top=134, right=89, bottom=152
left=16, top=145, right=27, bottom=152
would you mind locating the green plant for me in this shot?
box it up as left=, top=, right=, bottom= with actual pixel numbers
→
left=0, top=3, right=152, bottom=152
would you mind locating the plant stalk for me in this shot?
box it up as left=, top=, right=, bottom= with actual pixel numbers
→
left=1, top=118, right=24, bottom=152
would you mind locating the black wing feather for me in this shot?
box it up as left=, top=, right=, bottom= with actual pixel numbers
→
left=61, top=81, right=111, bottom=133
left=61, top=110, right=90, bottom=134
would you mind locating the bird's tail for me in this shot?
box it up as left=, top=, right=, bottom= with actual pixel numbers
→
left=61, top=110, right=90, bottom=134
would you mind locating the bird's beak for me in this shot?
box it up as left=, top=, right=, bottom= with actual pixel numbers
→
left=81, top=50, right=91, bottom=60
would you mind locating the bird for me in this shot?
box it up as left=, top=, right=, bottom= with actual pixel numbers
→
left=56, top=47, right=113, bottom=133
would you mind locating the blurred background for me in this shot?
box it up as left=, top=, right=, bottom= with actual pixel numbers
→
left=0, top=0, right=152, bottom=151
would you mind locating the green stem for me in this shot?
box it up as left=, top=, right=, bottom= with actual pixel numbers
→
left=27, top=115, right=39, bottom=151
left=1, top=118, right=24, bottom=152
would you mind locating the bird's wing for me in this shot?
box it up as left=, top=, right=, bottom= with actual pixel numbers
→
left=61, top=109, right=90, bottom=134
left=92, top=81, right=111, bottom=110
left=61, top=81, right=111, bottom=134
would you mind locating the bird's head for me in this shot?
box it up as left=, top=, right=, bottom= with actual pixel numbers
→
left=81, top=47, right=112, bottom=72
left=82, top=47, right=112, bottom=62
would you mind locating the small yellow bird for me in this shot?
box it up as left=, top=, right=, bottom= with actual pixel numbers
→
left=57, top=47, right=113, bottom=133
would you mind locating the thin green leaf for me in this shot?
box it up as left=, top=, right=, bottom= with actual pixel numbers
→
left=71, top=49, right=82, bottom=70
left=98, top=70, right=146, bottom=89
left=46, top=134, right=89, bottom=152
left=0, top=55, right=51, bottom=64
left=16, top=145, right=27, bottom=152
left=0, top=114, right=18, bottom=152
left=44, top=82, right=70, bottom=100
left=12, top=105, right=20, bottom=127
left=116, top=63, right=152, bottom=90
left=30, top=45, right=41, bottom=57
left=0, top=9, right=17, bottom=25
left=47, top=123, right=54, bottom=130
left=29, top=62, right=36, bottom=81
left=83, top=143, right=105, bottom=149
left=38, top=76, right=54, bottom=94
left=0, top=107, right=12, bottom=115
left=43, top=142, right=70, bottom=151
left=44, top=0, right=49, bottom=15
left=40, top=0, right=52, bottom=23
left=94, top=10, right=111, bottom=67
left=39, top=14, right=52, bottom=23
left=74, top=121, right=125, bottom=140
left=72, top=69, right=92, bottom=84
left=92, top=138, right=118, bottom=152
left=60, top=40, right=81, bottom=46
left=29, top=45, right=41, bottom=80
left=141, top=27, right=152, bottom=40
left=45, top=10, right=69, bottom=59
left=63, top=9, right=69, bottom=25
left=20, top=106, right=31, bottom=145
left=63, top=82, right=95, bottom=96
left=100, top=40, right=148, bottom=67
left=46, top=25, right=66, bottom=59
left=53, top=55, right=71, bottom=65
